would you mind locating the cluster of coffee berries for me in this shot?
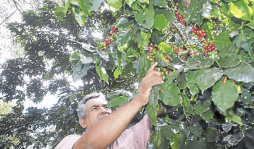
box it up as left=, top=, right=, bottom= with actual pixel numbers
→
left=110, top=26, right=118, bottom=35
left=203, top=41, right=216, bottom=55
left=191, top=25, right=207, bottom=40
left=147, top=41, right=158, bottom=61
left=175, top=11, right=185, bottom=25
left=100, top=26, right=118, bottom=50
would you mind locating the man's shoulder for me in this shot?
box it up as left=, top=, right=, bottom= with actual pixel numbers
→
left=55, top=134, right=81, bottom=149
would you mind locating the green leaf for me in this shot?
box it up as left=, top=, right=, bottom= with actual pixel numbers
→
left=114, top=67, right=122, bottom=79
left=108, top=0, right=122, bottom=12
left=141, top=32, right=151, bottom=46
left=165, top=68, right=183, bottom=85
left=114, top=18, right=134, bottom=28
left=185, top=0, right=207, bottom=24
left=153, top=14, right=169, bottom=31
left=183, top=96, right=196, bottom=116
left=152, top=0, right=167, bottom=7
left=221, top=1, right=233, bottom=17
left=116, top=29, right=131, bottom=52
left=180, top=122, right=190, bottom=137
left=72, top=61, right=89, bottom=82
left=246, top=20, right=254, bottom=29
left=202, top=107, right=214, bottom=121
left=155, top=8, right=176, bottom=23
left=185, top=71, right=201, bottom=96
left=230, top=1, right=252, bottom=21
left=134, top=3, right=155, bottom=29
left=213, top=31, right=232, bottom=52
left=194, top=100, right=211, bottom=115
left=147, top=104, right=157, bottom=126
left=140, top=0, right=149, bottom=4
left=72, top=7, right=87, bottom=26
left=153, top=131, right=162, bottom=148
left=190, top=123, right=202, bottom=137
left=137, top=53, right=151, bottom=82
left=125, top=0, right=135, bottom=6
left=224, top=64, right=254, bottom=83
left=219, top=54, right=242, bottom=68
left=149, top=86, right=160, bottom=109
left=239, top=88, right=253, bottom=105
left=79, top=0, right=89, bottom=15
left=107, top=96, right=129, bottom=107
left=236, top=28, right=254, bottom=58
left=161, top=83, right=181, bottom=106
left=95, top=61, right=109, bottom=83
left=195, top=13, right=203, bottom=27
left=158, top=42, right=174, bottom=54
left=204, top=127, right=217, bottom=142
left=79, top=51, right=94, bottom=64
left=170, top=134, right=180, bottom=149
left=164, top=127, right=174, bottom=140
left=196, top=68, right=223, bottom=93
left=153, top=54, right=170, bottom=67
left=244, top=128, right=254, bottom=149
left=212, top=79, right=238, bottom=114
left=185, top=58, right=202, bottom=70
left=64, top=0, right=71, bottom=15
left=126, top=47, right=139, bottom=58
left=225, top=110, right=243, bottom=125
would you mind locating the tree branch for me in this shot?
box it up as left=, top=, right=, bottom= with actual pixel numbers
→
left=12, top=0, right=24, bottom=12
left=0, top=10, right=17, bottom=26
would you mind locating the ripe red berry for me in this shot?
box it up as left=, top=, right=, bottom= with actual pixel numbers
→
left=198, top=36, right=202, bottom=40
left=203, top=45, right=207, bottom=49
left=211, top=45, right=215, bottom=51
left=191, top=29, right=195, bottom=32
left=202, top=33, right=207, bottom=37
left=175, top=12, right=180, bottom=16
left=181, top=20, right=185, bottom=24
left=203, top=51, right=207, bottom=55
left=203, top=40, right=207, bottom=44
left=179, top=16, right=183, bottom=20
left=149, top=55, right=153, bottom=59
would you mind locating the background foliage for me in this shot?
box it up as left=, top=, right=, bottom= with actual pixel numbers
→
left=1, top=0, right=254, bottom=148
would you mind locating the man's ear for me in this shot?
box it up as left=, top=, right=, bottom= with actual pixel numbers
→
left=79, top=118, right=86, bottom=129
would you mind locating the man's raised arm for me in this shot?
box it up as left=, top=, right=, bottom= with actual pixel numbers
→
left=73, top=62, right=163, bottom=149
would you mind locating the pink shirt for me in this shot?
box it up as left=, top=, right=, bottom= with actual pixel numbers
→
left=55, top=115, right=151, bottom=149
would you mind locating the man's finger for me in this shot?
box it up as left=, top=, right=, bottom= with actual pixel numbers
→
left=147, top=62, right=158, bottom=73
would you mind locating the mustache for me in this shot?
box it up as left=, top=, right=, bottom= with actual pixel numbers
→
left=98, top=113, right=109, bottom=119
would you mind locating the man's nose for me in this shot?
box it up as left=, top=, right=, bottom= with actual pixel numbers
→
left=100, top=107, right=111, bottom=114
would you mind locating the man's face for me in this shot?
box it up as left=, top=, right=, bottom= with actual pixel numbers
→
left=84, top=97, right=112, bottom=128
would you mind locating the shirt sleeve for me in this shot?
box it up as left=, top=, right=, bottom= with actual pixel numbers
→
left=105, top=115, right=152, bottom=149
left=55, top=135, right=81, bottom=149
left=131, top=114, right=152, bottom=148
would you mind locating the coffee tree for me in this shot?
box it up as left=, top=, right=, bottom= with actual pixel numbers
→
left=67, top=0, right=254, bottom=148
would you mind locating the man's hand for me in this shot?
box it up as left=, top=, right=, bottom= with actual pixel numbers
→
left=136, top=62, right=163, bottom=106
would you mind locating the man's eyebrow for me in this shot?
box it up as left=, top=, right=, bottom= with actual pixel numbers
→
left=90, top=105, right=99, bottom=109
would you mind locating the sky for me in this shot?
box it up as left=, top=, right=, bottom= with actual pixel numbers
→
left=0, top=0, right=65, bottom=111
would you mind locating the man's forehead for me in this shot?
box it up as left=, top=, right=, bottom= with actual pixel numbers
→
left=85, top=97, right=108, bottom=107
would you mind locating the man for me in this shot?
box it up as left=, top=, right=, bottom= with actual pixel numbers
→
left=55, top=62, right=163, bottom=149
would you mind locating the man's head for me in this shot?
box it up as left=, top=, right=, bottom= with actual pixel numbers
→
left=77, top=92, right=112, bottom=129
